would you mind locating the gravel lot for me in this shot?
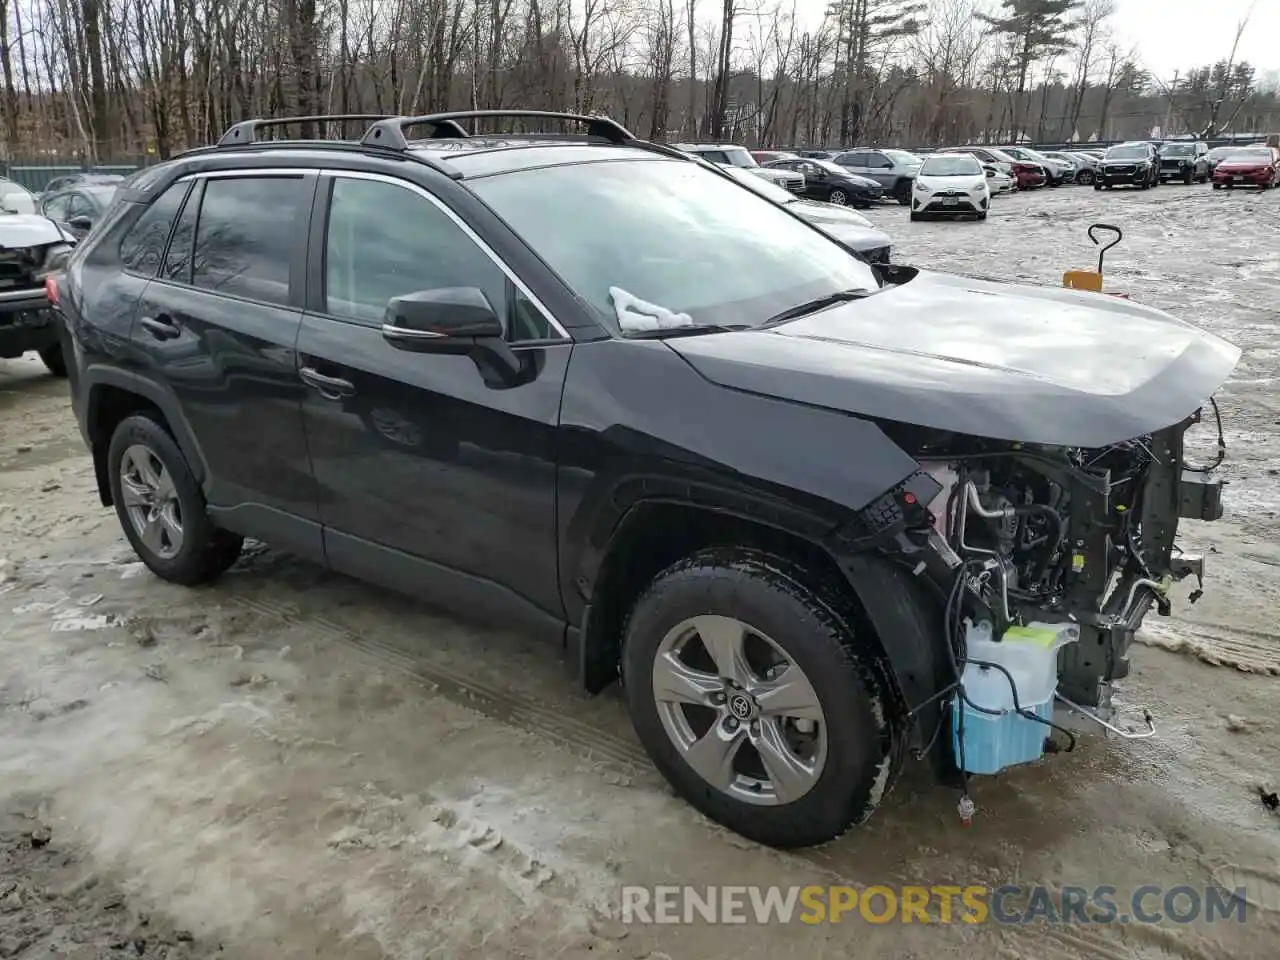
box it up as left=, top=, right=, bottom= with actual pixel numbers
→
left=2, top=181, right=1279, bottom=960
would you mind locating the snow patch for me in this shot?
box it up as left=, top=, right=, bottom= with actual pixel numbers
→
left=609, top=286, right=693, bottom=332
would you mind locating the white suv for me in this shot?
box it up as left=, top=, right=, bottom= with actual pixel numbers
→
left=672, top=143, right=805, bottom=193
left=910, top=153, right=990, bottom=221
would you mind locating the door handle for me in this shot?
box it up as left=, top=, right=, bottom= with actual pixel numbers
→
left=140, top=314, right=180, bottom=340
left=299, top=366, right=355, bottom=400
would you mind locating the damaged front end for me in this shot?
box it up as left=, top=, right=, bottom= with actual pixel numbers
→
left=0, top=226, right=75, bottom=361
left=850, top=404, right=1227, bottom=766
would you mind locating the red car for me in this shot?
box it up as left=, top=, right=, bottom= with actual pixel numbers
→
left=1211, top=146, right=1280, bottom=190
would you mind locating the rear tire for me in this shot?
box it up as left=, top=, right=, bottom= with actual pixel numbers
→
left=38, top=342, right=67, bottom=377
left=622, top=549, right=899, bottom=849
left=107, top=414, right=244, bottom=586
left=1077, top=170, right=1094, bottom=185
left=828, top=188, right=849, bottom=206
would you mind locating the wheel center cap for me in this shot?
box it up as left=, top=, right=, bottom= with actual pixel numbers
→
left=727, top=692, right=755, bottom=721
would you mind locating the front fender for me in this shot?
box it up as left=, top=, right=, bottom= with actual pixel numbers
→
left=556, top=338, right=921, bottom=625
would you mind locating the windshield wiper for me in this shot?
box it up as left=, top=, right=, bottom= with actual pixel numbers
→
left=622, top=323, right=752, bottom=340
left=760, top=288, right=872, bottom=327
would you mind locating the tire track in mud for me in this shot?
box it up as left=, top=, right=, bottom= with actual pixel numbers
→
left=230, top=594, right=654, bottom=772
left=223, top=592, right=1205, bottom=960
left=1138, top=618, right=1280, bottom=675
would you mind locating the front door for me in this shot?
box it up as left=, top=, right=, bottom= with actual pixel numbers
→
left=130, top=171, right=323, bottom=560
left=296, top=172, right=569, bottom=633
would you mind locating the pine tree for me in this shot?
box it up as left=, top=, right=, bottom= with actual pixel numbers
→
left=978, top=0, right=1081, bottom=139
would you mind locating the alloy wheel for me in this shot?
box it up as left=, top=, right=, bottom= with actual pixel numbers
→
left=651, top=614, right=827, bottom=806
left=829, top=189, right=849, bottom=205
left=119, top=444, right=184, bottom=559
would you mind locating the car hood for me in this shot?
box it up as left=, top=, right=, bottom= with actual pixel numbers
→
left=1216, top=160, right=1270, bottom=171
left=917, top=174, right=985, bottom=189
left=750, top=168, right=795, bottom=183
left=666, top=270, right=1241, bottom=448
left=789, top=199, right=874, bottom=228
left=1102, top=157, right=1148, bottom=165
left=0, top=214, right=71, bottom=248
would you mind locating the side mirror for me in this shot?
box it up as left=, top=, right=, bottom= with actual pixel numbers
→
left=382, top=286, right=504, bottom=350
left=68, top=216, right=93, bottom=232
left=381, top=286, right=531, bottom=387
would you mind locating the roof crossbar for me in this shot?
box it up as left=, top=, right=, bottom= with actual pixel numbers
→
left=359, top=110, right=635, bottom=150
left=217, top=115, right=394, bottom=146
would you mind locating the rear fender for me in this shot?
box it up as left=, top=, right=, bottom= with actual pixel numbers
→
left=84, top=365, right=208, bottom=504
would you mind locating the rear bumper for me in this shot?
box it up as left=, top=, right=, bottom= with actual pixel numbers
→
left=0, top=291, right=57, bottom=358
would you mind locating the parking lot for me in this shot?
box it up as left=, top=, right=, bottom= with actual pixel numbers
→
left=2, top=181, right=1279, bottom=960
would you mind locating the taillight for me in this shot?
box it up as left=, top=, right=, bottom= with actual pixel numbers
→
left=45, top=274, right=59, bottom=305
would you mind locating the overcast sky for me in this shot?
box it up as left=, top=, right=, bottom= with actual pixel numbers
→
left=786, top=0, right=1278, bottom=80
left=1108, top=0, right=1277, bottom=78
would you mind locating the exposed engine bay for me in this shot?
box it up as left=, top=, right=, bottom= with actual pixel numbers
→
left=1, top=242, right=63, bottom=290
left=0, top=215, right=76, bottom=361
left=869, top=404, right=1226, bottom=711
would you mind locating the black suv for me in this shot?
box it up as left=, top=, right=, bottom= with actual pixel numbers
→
left=1096, top=141, right=1161, bottom=189
left=54, top=111, right=1238, bottom=849
left=1157, top=141, right=1210, bottom=184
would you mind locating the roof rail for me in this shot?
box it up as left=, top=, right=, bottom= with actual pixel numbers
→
left=360, top=110, right=635, bottom=150
left=217, top=115, right=394, bottom=146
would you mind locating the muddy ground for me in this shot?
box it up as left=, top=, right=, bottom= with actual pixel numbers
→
left=2, top=182, right=1279, bottom=959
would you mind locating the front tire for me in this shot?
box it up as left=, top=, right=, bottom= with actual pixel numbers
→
left=38, top=342, right=67, bottom=377
left=107, top=414, right=244, bottom=585
left=894, top=181, right=912, bottom=206
left=622, top=549, right=899, bottom=849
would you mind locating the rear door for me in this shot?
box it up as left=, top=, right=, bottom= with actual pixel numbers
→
left=130, top=170, right=323, bottom=560
left=296, top=170, right=570, bottom=630
left=861, top=152, right=896, bottom=188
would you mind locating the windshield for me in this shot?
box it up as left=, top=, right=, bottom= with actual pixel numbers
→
left=1000, top=147, right=1031, bottom=160
left=1105, top=144, right=1148, bottom=160
left=83, top=186, right=117, bottom=204
left=883, top=149, right=922, bottom=166
left=1207, top=147, right=1236, bottom=159
left=1223, top=148, right=1271, bottom=161
left=812, top=159, right=853, bottom=176
left=469, top=159, right=878, bottom=332
left=721, top=147, right=758, bottom=168
left=920, top=155, right=982, bottom=177
left=1162, top=144, right=1194, bottom=156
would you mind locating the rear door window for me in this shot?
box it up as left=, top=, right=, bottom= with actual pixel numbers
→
left=119, top=181, right=190, bottom=277
left=190, top=176, right=308, bottom=305
left=42, top=194, right=72, bottom=221
left=163, top=181, right=202, bottom=283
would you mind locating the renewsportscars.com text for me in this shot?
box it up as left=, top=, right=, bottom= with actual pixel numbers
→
left=620, top=884, right=1248, bottom=926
